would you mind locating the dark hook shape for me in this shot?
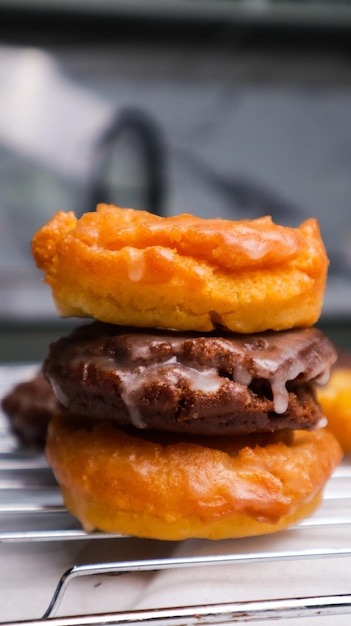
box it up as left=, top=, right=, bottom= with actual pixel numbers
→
left=87, top=107, right=167, bottom=216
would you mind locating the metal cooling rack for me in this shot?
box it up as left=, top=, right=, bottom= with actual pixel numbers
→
left=1, top=365, right=351, bottom=625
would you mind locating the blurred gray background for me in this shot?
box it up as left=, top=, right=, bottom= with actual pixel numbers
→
left=1, top=0, right=351, bottom=360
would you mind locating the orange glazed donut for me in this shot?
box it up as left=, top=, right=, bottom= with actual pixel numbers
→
left=31, top=205, right=328, bottom=333
left=317, top=368, right=351, bottom=453
left=46, top=414, right=342, bottom=540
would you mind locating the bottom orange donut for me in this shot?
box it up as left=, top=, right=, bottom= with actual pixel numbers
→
left=46, top=415, right=342, bottom=540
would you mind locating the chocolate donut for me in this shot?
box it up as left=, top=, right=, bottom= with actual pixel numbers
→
left=1, top=372, right=59, bottom=448
left=44, top=322, right=336, bottom=436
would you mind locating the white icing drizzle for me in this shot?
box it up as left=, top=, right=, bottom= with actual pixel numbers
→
left=118, top=368, right=147, bottom=428
left=126, top=249, right=145, bottom=282
left=206, top=332, right=334, bottom=415
left=316, top=416, right=328, bottom=429
left=232, top=365, right=253, bottom=387
left=49, top=379, right=69, bottom=407
left=168, top=365, right=224, bottom=393
left=315, top=368, right=331, bottom=386
left=117, top=359, right=226, bottom=428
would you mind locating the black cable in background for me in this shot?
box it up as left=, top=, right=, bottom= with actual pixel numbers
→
left=87, top=107, right=167, bottom=216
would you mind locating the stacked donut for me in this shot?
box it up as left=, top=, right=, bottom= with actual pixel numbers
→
left=317, top=358, right=351, bottom=454
left=31, top=205, right=342, bottom=540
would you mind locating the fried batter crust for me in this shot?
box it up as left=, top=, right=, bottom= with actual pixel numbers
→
left=32, top=205, right=328, bottom=333
left=46, top=415, right=342, bottom=540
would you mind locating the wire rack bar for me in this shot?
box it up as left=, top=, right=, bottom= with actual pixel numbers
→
left=2, top=593, right=351, bottom=626
left=42, top=549, right=351, bottom=619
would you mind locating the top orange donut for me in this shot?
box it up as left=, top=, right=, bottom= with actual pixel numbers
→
left=31, top=205, right=328, bottom=333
